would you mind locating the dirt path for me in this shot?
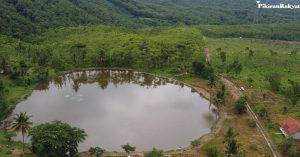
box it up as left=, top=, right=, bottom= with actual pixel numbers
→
left=221, top=77, right=281, bottom=157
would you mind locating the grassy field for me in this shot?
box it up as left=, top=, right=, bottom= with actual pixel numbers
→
left=205, top=37, right=300, bottom=152
left=206, top=38, right=300, bottom=89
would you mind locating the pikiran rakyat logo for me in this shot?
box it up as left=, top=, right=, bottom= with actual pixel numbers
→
left=256, top=1, right=300, bottom=9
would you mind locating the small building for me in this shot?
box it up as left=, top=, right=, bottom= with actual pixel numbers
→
left=280, top=117, right=300, bottom=140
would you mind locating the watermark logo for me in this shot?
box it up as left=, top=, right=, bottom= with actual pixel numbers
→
left=257, top=1, right=300, bottom=9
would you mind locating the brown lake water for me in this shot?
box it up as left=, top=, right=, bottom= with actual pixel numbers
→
left=13, top=70, right=217, bottom=151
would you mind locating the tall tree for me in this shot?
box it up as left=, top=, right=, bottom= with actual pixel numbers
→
left=70, top=43, right=87, bottom=65
left=212, top=85, right=226, bottom=119
left=11, top=112, right=33, bottom=152
left=0, top=57, right=11, bottom=74
left=224, top=128, right=241, bottom=157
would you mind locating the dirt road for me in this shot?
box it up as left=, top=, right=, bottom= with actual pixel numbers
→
left=221, top=77, right=281, bottom=157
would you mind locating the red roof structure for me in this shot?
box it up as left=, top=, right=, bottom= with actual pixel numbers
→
left=280, top=117, right=300, bottom=135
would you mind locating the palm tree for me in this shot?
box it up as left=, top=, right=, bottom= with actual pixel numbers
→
left=11, top=112, right=33, bottom=152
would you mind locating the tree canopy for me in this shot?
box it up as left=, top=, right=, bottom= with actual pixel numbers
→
left=29, top=121, right=87, bottom=157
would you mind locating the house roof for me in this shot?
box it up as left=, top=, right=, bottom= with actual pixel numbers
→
left=280, top=117, right=300, bottom=135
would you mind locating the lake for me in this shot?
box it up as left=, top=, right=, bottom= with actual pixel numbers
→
left=13, top=70, right=216, bottom=151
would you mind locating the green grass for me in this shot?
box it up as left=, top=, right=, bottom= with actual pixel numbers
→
left=0, top=132, right=33, bottom=157
left=205, top=37, right=300, bottom=152
left=206, top=38, right=300, bottom=89
left=197, top=24, right=300, bottom=41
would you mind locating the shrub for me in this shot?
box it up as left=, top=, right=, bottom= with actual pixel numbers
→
left=203, top=143, right=220, bottom=157
left=191, top=139, right=201, bottom=148
left=235, top=97, right=247, bottom=114
left=265, top=73, right=281, bottom=92
left=192, top=61, right=214, bottom=79
left=258, top=105, right=268, bottom=117
left=144, top=148, right=164, bottom=157
left=280, top=137, right=293, bottom=152
left=6, top=150, right=12, bottom=154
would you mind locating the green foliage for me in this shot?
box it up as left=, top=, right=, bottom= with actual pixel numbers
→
left=219, top=51, right=226, bottom=64
left=29, top=121, right=87, bottom=157
left=2, top=0, right=300, bottom=38
left=5, top=150, right=12, bottom=155
left=30, top=26, right=204, bottom=71
left=227, top=59, right=243, bottom=75
left=191, top=139, right=201, bottom=148
left=280, top=137, right=293, bottom=152
left=286, top=81, right=300, bottom=105
left=266, top=73, right=281, bottom=92
left=192, top=62, right=214, bottom=79
left=224, top=128, right=240, bottom=157
left=89, top=147, right=105, bottom=157
left=3, top=131, right=16, bottom=142
left=203, top=143, right=220, bottom=157
left=287, top=147, right=300, bottom=157
left=234, top=97, right=247, bottom=114
left=258, top=105, right=269, bottom=118
left=212, top=85, right=226, bottom=118
left=121, top=144, right=136, bottom=154
left=144, top=148, right=164, bottom=157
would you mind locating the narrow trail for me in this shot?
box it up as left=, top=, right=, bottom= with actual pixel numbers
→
left=221, top=77, right=281, bottom=157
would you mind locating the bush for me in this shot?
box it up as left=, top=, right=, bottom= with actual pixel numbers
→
left=145, top=148, right=164, bottom=157
left=6, top=150, right=12, bottom=154
left=191, top=139, right=201, bottom=148
left=192, top=61, right=214, bottom=79
left=265, top=73, right=281, bottom=92
left=280, top=137, right=293, bottom=152
left=235, top=97, right=247, bottom=114
left=203, top=143, right=219, bottom=157
left=258, top=105, right=268, bottom=118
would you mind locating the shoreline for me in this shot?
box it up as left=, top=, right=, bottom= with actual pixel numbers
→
left=5, top=67, right=223, bottom=156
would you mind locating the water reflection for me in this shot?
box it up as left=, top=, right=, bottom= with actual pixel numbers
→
left=36, top=70, right=177, bottom=92
left=14, top=70, right=216, bottom=152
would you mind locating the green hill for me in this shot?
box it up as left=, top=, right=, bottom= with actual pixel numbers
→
left=1, top=0, right=300, bottom=38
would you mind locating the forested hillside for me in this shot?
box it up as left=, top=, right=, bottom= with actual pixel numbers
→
left=1, top=0, right=300, bottom=38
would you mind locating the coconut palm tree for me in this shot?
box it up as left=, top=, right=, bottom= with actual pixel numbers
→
left=11, top=112, right=33, bottom=152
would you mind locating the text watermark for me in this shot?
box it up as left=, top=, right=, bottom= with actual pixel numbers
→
left=257, top=1, right=300, bottom=9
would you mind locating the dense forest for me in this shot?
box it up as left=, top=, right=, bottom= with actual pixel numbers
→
left=1, top=0, right=300, bottom=38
